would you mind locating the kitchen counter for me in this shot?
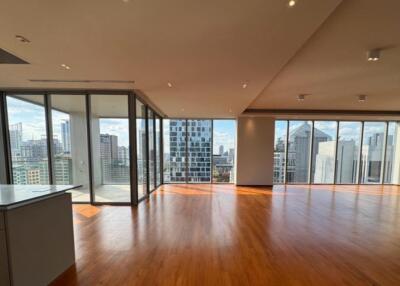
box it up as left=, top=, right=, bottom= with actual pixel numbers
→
left=0, top=185, right=79, bottom=286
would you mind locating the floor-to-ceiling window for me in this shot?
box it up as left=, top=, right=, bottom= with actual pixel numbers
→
left=336, top=122, right=362, bottom=184
left=0, top=100, right=7, bottom=184
left=148, top=109, right=155, bottom=191
left=384, top=122, right=399, bottom=184
left=273, top=120, right=287, bottom=184
left=91, top=94, right=131, bottom=203
left=163, top=119, right=187, bottom=183
left=311, top=121, right=337, bottom=184
left=187, top=120, right=211, bottom=183
left=155, top=116, right=161, bottom=186
left=6, top=95, right=50, bottom=184
left=163, top=119, right=236, bottom=184
left=51, top=94, right=90, bottom=202
left=287, top=121, right=312, bottom=183
left=274, top=119, right=399, bottom=185
left=212, top=120, right=236, bottom=183
left=136, top=99, right=147, bottom=200
left=360, top=122, right=386, bottom=184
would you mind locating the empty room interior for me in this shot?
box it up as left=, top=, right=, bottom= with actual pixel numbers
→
left=0, top=0, right=400, bottom=285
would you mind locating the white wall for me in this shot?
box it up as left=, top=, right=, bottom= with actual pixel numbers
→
left=70, top=112, right=90, bottom=188
left=392, top=122, right=400, bottom=185
left=236, top=117, right=274, bottom=186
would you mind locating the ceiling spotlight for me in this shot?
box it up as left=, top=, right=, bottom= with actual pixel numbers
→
left=242, top=83, right=248, bottom=89
left=229, top=108, right=233, bottom=113
left=367, top=49, right=380, bottom=61
left=297, top=94, right=307, bottom=101
left=288, top=0, right=296, bottom=7
left=15, top=35, right=30, bottom=43
left=167, top=82, right=173, bottom=88
left=61, top=64, right=71, bottom=70
left=358, top=94, right=367, bottom=102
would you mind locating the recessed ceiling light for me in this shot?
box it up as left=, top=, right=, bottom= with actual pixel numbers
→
left=167, top=82, right=173, bottom=88
left=61, top=64, right=71, bottom=70
left=122, top=0, right=129, bottom=3
left=297, top=94, right=306, bottom=101
left=15, top=35, right=30, bottom=43
left=229, top=108, right=233, bottom=113
left=181, top=108, right=185, bottom=112
left=367, top=49, right=380, bottom=61
left=288, top=0, right=296, bottom=7
left=358, top=94, right=367, bottom=102
left=242, top=83, right=248, bottom=89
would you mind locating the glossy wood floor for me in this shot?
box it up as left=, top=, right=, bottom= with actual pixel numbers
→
left=52, top=184, right=400, bottom=286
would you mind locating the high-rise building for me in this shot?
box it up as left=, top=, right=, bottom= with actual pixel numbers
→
left=168, top=120, right=187, bottom=182
left=61, top=120, right=71, bottom=154
left=9, top=123, right=22, bottom=158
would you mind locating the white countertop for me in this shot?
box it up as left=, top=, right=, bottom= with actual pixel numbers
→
left=0, top=185, right=80, bottom=210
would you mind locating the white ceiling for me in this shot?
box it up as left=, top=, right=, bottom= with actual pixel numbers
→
left=1, top=0, right=398, bottom=118
left=0, top=0, right=342, bottom=118
left=250, top=0, right=400, bottom=112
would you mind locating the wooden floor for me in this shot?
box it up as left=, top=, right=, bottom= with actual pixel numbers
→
left=52, top=184, right=400, bottom=286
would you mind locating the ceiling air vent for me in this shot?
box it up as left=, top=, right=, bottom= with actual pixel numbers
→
left=0, top=48, right=29, bottom=64
left=29, top=79, right=134, bottom=84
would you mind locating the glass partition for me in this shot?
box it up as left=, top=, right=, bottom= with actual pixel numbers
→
left=360, top=122, right=386, bottom=184
left=136, top=100, right=147, bottom=200
left=91, top=94, right=131, bottom=203
left=287, top=121, right=312, bottom=183
left=6, top=95, right=50, bottom=184
left=311, top=121, right=337, bottom=184
left=273, top=120, right=287, bottom=184
left=51, top=94, right=90, bottom=202
left=213, top=120, right=236, bottom=183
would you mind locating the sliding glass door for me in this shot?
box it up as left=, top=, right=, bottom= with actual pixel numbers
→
left=51, top=94, right=91, bottom=202
left=91, top=94, right=131, bottom=203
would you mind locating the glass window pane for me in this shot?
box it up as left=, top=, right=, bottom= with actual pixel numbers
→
left=312, top=121, right=337, bottom=184
left=383, top=122, right=399, bottom=184
left=164, top=119, right=187, bottom=183
left=7, top=95, right=50, bottom=184
left=187, top=120, right=211, bottom=183
left=273, top=120, right=287, bottom=184
left=0, top=104, right=6, bottom=183
left=212, top=120, right=236, bottom=183
left=148, top=109, right=155, bottom=191
left=360, top=122, right=386, bottom=184
left=51, top=94, right=90, bottom=202
left=287, top=121, right=312, bottom=183
left=91, top=95, right=130, bottom=203
left=136, top=100, right=147, bottom=200
left=155, top=116, right=161, bottom=186
left=336, top=122, right=362, bottom=184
